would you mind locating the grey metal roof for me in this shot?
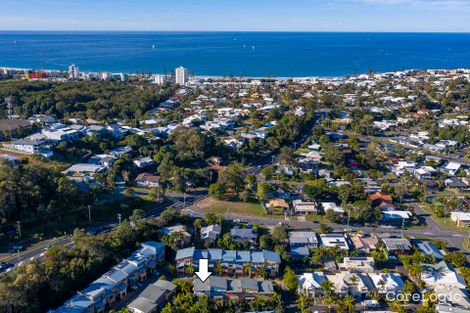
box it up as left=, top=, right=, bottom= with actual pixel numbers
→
left=153, top=280, right=177, bottom=292
left=240, top=278, right=258, bottom=291
left=128, top=297, right=156, bottom=313
left=263, top=250, right=281, bottom=263
left=138, top=284, right=167, bottom=302
left=175, top=246, right=195, bottom=260
left=103, top=268, right=128, bottom=283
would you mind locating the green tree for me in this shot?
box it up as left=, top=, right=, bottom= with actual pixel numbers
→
left=283, top=267, right=298, bottom=292
left=208, top=183, right=224, bottom=200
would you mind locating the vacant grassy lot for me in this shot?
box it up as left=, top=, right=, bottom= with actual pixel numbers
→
left=421, top=204, right=470, bottom=233
left=197, top=196, right=267, bottom=217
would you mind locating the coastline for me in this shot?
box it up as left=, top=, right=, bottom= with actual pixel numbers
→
left=2, top=65, right=469, bottom=80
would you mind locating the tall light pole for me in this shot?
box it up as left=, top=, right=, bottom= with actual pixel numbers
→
left=16, top=221, right=21, bottom=239
left=401, top=217, right=405, bottom=236
left=117, top=213, right=122, bottom=227
left=88, top=205, right=92, bottom=223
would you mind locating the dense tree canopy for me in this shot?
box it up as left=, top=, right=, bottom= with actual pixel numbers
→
left=0, top=160, right=81, bottom=225
left=0, top=80, right=173, bottom=121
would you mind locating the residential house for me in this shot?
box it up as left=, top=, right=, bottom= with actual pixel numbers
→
left=289, top=231, right=318, bottom=259
left=338, top=257, right=375, bottom=273
left=0, top=154, right=20, bottom=165
left=264, top=198, right=289, bottom=214
left=382, top=211, right=412, bottom=223
left=160, top=225, right=191, bottom=248
left=42, top=126, right=81, bottom=142
left=319, top=234, right=350, bottom=250
left=320, top=202, right=346, bottom=215
left=175, top=248, right=281, bottom=277
left=445, top=178, right=469, bottom=192
left=201, top=224, right=222, bottom=245
left=133, top=157, right=156, bottom=168
left=128, top=280, right=177, bottom=313
left=65, top=163, right=105, bottom=177
left=135, top=173, right=161, bottom=188
left=450, top=212, right=470, bottom=227
left=436, top=304, right=470, bottom=313
left=380, top=237, right=412, bottom=253
left=369, top=192, right=393, bottom=207
left=416, top=241, right=445, bottom=259
left=230, top=227, right=258, bottom=245
left=444, top=162, right=461, bottom=176
left=350, top=234, right=379, bottom=253
left=297, top=272, right=326, bottom=296
left=369, top=273, right=404, bottom=295
left=326, top=272, right=374, bottom=298
left=193, top=276, right=274, bottom=302
left=12, top=139, right=52, bottom=157
left=292, top=200, right=318, bottom=215
left=88, top=154, right=116, bottom=168
left=421, top=261, right=466, bottom=290
left=109, top=146, right=132, bottom=157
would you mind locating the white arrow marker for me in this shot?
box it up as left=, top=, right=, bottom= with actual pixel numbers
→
left=195, top=258, right=212, bottom=283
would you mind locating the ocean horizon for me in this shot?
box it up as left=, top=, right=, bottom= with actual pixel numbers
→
left=1, top=31, right=470, bottom=77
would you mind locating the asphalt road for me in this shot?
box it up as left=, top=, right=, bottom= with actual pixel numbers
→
left=3, top=117, right=468, bottom=268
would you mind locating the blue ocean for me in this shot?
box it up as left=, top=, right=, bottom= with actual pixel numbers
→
left=1, top=31, right=470, bottom=77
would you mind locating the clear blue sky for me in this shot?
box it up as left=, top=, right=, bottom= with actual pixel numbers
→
left=1, top=0, right=470, bottom=32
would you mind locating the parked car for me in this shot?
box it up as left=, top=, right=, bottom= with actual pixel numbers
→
left=0, top=262, right=14, bottom=273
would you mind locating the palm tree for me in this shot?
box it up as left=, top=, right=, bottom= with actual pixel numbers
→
left=377, top=278, right=387, bottom=294
left=243, top=262, right=252, bottom=277
left=321, top=279, right=335, bottom=297
left=257, top=265, right=267, bottom=279
left=186, top=264, right=195, bottom=276
left=296, top=294, right=314, bottom=313
left=214, top=263, right=223, bottom=275
left=343, top=294, right=355, bottom=313
left=348, top=275, right=359, bottom=295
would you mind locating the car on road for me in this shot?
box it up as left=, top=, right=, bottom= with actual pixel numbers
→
left=0, top=262, right=14, bottom=273
left=233, top=219, right=241, bottom=223
left=10, top=245, right=23, bottom=252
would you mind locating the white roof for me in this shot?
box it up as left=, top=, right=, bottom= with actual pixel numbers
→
left=66, top=163, right=104, bottom=173
left=445, top=162, right=461, bottom=170
left=369, top=273, right=404, bottom=293
left=421, top=261, right=466, bottom=289
left=321, top=202, right=345, bottom=214
left=320, top=234, right=350, bottom=250
left=383, top=211, right=412, bottom=219
left=451, top=211, right=470, bottom=221
left=298, top=272, right=326, bottom=291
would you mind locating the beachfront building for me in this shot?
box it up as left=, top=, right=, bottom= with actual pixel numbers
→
left=175, top=66, right=188, bottom=85
left=69, top=64, right=80, bottom=79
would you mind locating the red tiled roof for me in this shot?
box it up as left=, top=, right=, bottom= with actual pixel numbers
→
left=136, top=173, right=161, bottom=183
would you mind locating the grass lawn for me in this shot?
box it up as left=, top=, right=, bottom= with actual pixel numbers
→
left=296, top=148, right=311, bottom=154
left=463, top=240, right=470, bottom=252
left=305, top=213, right=327, bottom=224
left=197, top=196, right=267, bottom=217
left=421, top=204, right=470, bottom=233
